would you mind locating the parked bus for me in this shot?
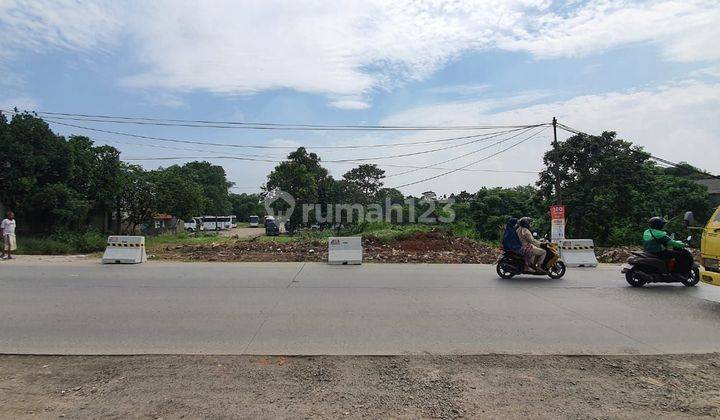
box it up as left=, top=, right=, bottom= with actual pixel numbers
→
left=249, top=215, right=260, bottom=227
left=201, top=216, right=222, bottom=231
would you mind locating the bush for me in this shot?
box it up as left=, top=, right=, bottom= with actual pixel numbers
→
left=17, top=237, right=75, bottom=255
left=16, top=230, right=108, bottom=255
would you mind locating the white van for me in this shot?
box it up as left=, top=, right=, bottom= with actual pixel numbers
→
left=249, top=215, right=260, bottom=227
left=184, top=217, right=204, bottom=232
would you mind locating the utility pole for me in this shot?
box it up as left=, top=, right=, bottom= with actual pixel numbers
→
left=552, top=117, right=562, bottom=205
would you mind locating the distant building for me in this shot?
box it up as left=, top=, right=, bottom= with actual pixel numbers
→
left=696, top=179, right=720, bottom=207
left=145, top=214, right=184, bottom=235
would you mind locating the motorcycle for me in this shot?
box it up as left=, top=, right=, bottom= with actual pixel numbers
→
left=621, top=236, right=700, bottom=287
left=496, top=240, right=566, bottom=279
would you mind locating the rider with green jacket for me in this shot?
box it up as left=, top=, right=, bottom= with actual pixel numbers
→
left=643, top=217, right=692, bottom=274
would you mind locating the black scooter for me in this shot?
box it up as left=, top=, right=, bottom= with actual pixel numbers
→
left=621, top=237, right=700, bottom=287
left=496, top=241, right=566, bottom=279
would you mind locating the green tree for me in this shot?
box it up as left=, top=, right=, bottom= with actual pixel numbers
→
left=264, top=148, right=331, bottom=228
left=0, top=112, right=77, bottom=232
left=342, top=164, right=385, bottom=205
left=180, top=161, right=232, bottom=215
left=151, top=166, right=205, bottom=220
left=537, top=131, right=710, bottom=245
left=229, top=193, right=265, bottom=222
left=468, top=186, right=543, bottom=240
left=119, top=165, right=157, bottom=233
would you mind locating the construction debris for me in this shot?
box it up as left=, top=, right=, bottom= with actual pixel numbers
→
left=153, top=231, right=502, bottom=264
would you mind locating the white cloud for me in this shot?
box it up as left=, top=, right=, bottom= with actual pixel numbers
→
left=0, top=0, right=123, bottom=56
left=328, top=99, right=371, bottom=110
left=500, top=1, right=720, bottom=62
left=2, top=0, right=719, bottom=107
left=690, top=65, right=720, bottom=79
left=0, top=96, right=38, bottom=111
left=426, top=84, right=490, bottom=95
left=381, top=80, right=720, bottom=194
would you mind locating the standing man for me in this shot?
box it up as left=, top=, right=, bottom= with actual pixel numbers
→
left=1, top=211, right=17, bottom=260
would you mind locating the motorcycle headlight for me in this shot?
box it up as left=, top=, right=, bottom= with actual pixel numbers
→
left=703, top=258, right=719, bottom=273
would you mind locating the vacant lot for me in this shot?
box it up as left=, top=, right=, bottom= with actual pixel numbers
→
left=2, top=354, right=719, bottom=419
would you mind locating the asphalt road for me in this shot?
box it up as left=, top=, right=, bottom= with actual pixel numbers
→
left=1, top=260, right=719, bottom=355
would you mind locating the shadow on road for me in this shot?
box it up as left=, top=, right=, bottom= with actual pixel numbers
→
left=494, top=275, right=566, bottom=285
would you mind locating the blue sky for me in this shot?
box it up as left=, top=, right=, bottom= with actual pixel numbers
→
left=1, top=0, right=719, bottom=196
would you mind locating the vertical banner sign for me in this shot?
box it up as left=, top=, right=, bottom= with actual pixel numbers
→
left=549, top=205, right=566, bottom=242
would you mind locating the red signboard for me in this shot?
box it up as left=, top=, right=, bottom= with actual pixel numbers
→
left=549, top=205, right=565, bottom=220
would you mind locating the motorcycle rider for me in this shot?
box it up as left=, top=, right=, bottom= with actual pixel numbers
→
left=516, top=217, right=546, bottom=271
left=643, top=217, right=693, bottom=275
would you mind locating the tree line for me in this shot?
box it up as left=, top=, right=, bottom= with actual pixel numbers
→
left=0, top=112, right=253, bottom=234
left=263, top=133, right=712, bottom=245
left=1, top=111, right=712, bottom=245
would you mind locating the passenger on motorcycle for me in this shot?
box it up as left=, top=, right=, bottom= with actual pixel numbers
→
left=643, top=217, right=693, bottom=275
left=516, top=217, right=546, bottom=272
left=501, top=217, right=522, bottom=253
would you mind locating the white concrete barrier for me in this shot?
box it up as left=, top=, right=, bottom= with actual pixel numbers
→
left=558, top=239, right=598, bottom=268
left=328, top=237, right=362, bottom=265
left=102, top=236, right=147, bottom=264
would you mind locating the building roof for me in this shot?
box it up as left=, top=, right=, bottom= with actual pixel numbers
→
left=153, top=213, right=174, bottom=220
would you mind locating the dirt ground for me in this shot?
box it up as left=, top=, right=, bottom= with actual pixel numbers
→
left=217, top=226, right=265, bottom=238
left=151, top=230, right=702, bottom=265
left=153, top=231, right=504, bottom=264
left=2, top=354, right=719, bottom=419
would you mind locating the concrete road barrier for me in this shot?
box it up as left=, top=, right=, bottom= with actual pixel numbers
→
left=558, top=239, right=598, bottom=267
left=102, top=236, right=147, bottom=264
left=328, top=237, right=362, bottom=265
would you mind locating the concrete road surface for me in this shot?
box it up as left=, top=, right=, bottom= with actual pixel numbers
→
left=1, top=260, right=719, bottom=355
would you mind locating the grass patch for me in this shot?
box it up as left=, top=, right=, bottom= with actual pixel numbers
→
left=16, top=231, right=107, bottom=255
left=290, top=222, right=436, bottom=244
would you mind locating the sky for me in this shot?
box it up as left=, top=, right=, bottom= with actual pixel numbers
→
left=1, top=0, right=719, bottom=196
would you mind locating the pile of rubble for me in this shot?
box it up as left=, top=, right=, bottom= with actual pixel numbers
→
left=596, top=246, right=638, bottom=263
left=155, top=232, right=700, bottom=264
left=154, top=230, right=503, bottom=264
left=363, top=231, right=501, bottom=263
left=596, top=246, right=702, bottom=263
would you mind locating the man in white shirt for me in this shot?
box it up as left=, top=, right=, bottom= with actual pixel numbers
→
left=1, top=211, right=17, bottom=260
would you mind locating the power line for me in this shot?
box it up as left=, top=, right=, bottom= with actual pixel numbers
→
left=323, top=128, right=533, bottom=163
left=3, top=109, right=547, bottom=131
left=122, top=154, right=540, bottom=174
left=556, top=122, right=720, bottom=180
left=107, top=127, right=532, bottom=163
left=390, top=127, right=548, bottom=189
left=384, top=126, right=537, bottom=178
left=116, top=126, right=534, bottom=163
left=43, top=118, right=538, bottom=150
left=101, top=139, right=285, bottom=160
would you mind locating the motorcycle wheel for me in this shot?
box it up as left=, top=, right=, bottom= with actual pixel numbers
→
left=682, top=267, right=701, bottom=287
left=496, top=262, right=515, bottom=279
left=625, top=269, right=646, bottom=287
left=547, top=261, right=566, bottom=279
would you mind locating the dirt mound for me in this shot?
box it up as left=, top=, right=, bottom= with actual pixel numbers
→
left=364, top=231, right=500, bottom=263
left=158, top=231, right=702, bottom=265
left=154, top=230, right=502, bottom=264
left=597, top=246, right=702, bottom=264
left=155, top=240, right=327, bottom=262
left=596, top=246, right=638, bottom=263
